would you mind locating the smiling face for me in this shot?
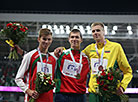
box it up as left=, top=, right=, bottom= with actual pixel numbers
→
left=91, top=23, right=105, bottom=43
left=38, top=34, right=52, bottom=51
left=69, top=31, right=82, bottom=50
left=37, top=28, right=53, bottom=53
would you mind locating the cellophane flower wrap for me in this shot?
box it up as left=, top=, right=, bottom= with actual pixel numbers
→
left=95, top=67, right=128, bottom=102
left=0, top=22, right=28, bottom=60
left=29, top=72, right=56, bottom=102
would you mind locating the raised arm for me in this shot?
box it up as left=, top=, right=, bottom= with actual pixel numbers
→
left=54, top=47, right=65, bottom=58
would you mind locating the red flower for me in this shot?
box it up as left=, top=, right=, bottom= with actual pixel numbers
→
left=97, top=78, right=100, bottom=84
left=48, top=79, right=52, bottom=84
left=108, top=73, right=114, bottom=80
left=108, top=76, right=113, bottom=80
left=101, top=71, right=106, bottom=76
left=20, top=28, right=26, bottom=32
left=24, top=26, right=28, bottom=30
left=6, top=23, right=12, bottom=27
left=99, top=80, right=104, bottom=85
left=12, top=25, right=18, bottom=30
left=44, top=76, right=47, bottom=80
left=53, top=84, right=56, bottom=87
left=14, top=27, right=18, bottom=30
left=101, top=69, right=104, bottom=72
left=103, top=85, right=108, bottom=91
left=19, top=24, right=23, bottom=27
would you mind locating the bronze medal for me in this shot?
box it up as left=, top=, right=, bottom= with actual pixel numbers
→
left=98, top=65, right=103, bottom=71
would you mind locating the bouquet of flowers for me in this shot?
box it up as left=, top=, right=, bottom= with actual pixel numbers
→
left=29, top=72, right=56, bottom=102
left=95, top=67, right=128, bottom=102
left=0, top=22, right=28, bottom=60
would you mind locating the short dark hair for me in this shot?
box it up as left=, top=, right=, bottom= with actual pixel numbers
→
left=69, top=29, right=82, bottom=39
left=38, top=28, right=52, bottom=38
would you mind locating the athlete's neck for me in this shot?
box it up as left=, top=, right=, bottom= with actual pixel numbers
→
left=71, top=46, right=80, bottom=50
left=39, top=47, right=48, bottom=54
left=96, top=38, right=105, bottom=44
left=96, top=39, right=106, bottom=49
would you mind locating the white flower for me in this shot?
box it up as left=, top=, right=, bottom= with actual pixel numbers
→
left=16, top=23, right=20, bottom=26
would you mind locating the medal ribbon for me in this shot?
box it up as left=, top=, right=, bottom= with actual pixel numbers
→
left=69, top=49, right=82, bottom=73
left=38, top=48, right=49, bottom=73
left=95, top=40, right=106, bottom=66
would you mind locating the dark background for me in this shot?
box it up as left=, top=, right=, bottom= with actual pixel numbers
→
left=0, top=0, right=138, bottom=14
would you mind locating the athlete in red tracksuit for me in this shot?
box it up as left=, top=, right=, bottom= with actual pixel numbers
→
left=15, top=28, right=57, bottom=102
left=56, top=49, right=89, bottom=93
left=55, top=29, right=90, bottom=102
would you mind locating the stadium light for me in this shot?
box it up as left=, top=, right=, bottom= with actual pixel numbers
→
left=65, top=25, right=70, bottom=30
left=104, top=26, right=108, bottom=35
left=79, top=25, right=85, bottom=34
left=47, top=25, right=52, bottom=30
left=42, top=24, right=47, bottom=28
left=127, top=25, right=132, bottom=31
left=65, top=25, right=70, bottom=34
left=111, top=30, right=116, bottom=35
left=73, top=25, right=78, bottom=29
left=128, top=30, right=133, bottom=35
left=53, top=25, right=58, bottom=30
left=55, top=29, right=60, bottom=34
left=113, top=26, right=118, bottom=31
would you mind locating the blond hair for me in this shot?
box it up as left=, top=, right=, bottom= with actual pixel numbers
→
left=91, top=22, right=105, bottom=29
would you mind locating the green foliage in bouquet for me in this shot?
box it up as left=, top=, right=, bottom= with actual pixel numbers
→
left=0, top=22, right=28, bottom=60
left=29, top=72, right=57, bottom=102
left=8, top=47, right=19, bottom=59
left=95, top=67, right=129, bottom=102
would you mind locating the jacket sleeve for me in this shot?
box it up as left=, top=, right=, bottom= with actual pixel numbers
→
left=82, top=44, right=91, bottom=57
left=117, top=44, right=133, bottom=90
left=15, top=53, right=31, bottom=93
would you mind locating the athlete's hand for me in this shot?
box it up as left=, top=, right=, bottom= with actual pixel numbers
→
left=26, top=89, right=39, bottom=99
left=116, top=86, right=124, bottom=95
left=54, top=47, right=64, bottom=58
left=10, top=45, right=24, bottom=56
left=15, top=45, right=24, bottom=56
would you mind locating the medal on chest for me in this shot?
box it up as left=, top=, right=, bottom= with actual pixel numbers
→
left=98, top=65, right=103, bottom=71
left=95, top=41, right=106, bottom=72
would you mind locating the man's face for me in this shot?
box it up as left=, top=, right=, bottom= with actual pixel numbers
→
left=38, top=34, right=53, bottom=50
left=92, top=25, right=105, bottom=41
left=69, top=32, right=82, bottom=49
